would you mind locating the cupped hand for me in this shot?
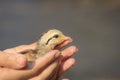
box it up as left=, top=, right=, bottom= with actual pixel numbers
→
left=0, top=50, right=60, bottom=80
left=1, top=37, right=78, bottom=80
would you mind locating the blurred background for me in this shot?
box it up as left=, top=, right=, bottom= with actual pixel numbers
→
left=0, top=0, right=120, bottom=80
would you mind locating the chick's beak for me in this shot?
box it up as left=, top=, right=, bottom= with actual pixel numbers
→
left=54, top=36, right=73, bottom=49
left=61, top=35, right=67, bottom=41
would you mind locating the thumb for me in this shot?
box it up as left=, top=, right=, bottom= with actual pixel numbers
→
left=0, top=51, right=27, bottom=69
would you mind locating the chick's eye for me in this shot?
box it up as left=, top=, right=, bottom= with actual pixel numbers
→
left=54, top=34, right=59, bottom=38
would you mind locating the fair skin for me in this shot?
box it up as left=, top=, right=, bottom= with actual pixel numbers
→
left=0, top=38, right=78, bottom=80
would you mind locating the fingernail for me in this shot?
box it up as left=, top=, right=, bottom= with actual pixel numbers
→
left=71, top=46, right=78, bottom=53
left=16, top=55, right=27, bottom=67
left=66, top=37, right=73, bottom=42
left=69, top=58, right=76, bottom=67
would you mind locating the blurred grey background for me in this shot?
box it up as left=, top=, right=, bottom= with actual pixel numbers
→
left=0, top=0, right=120, bottom=80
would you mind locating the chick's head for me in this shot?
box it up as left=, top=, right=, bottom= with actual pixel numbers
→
left=38, top=29, right=67, bottom=49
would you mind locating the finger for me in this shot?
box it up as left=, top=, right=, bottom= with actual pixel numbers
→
left=0, top=50, right=61, bottom=80
left=29, top=58, right=60, bottom=80
left=3, top=42, right=37, bottom=54
left=55, top=37, right=72, bottom=49
left=59, top=58, right=76, bottom=76
left=33, top=50, right=60, bottom=71
left=0, top=51, right=27, bottom=69
left=54, top=46, right=78, bottom=79
left=61, top=46, right=78, bottom=61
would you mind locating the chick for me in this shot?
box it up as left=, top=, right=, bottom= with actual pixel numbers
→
left=26, top=29, right=68, bottom=61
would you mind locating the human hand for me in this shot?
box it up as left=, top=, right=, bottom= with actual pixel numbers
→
left=0, top=50, right=61, bottom=80
left=1, top=37, right=78, bottom=80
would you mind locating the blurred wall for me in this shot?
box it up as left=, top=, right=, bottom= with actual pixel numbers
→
left=0, top=0, right=120, bottom=80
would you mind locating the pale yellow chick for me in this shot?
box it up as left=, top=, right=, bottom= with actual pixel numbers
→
left=26, top=29, right=68, bottom=61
